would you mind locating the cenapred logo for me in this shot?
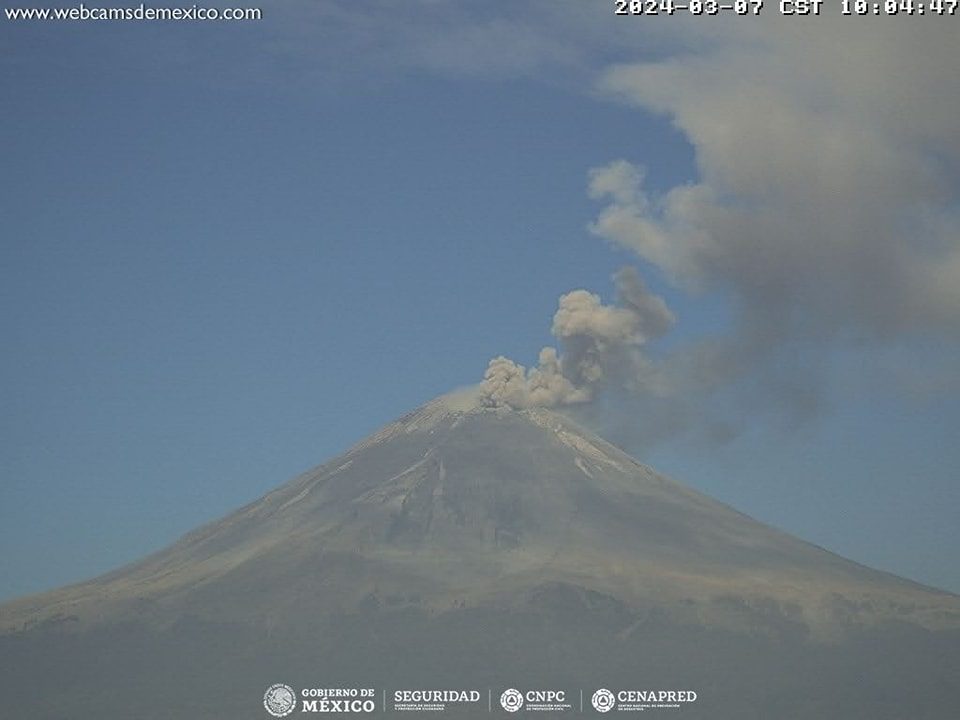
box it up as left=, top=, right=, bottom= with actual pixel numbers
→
left=594, top=688, right=698, bottom=712
left=500, top=688, right=524, bottom=713
left=264, top=683, right=297, bottom=717
left=591, top=688, right=616, bottom=713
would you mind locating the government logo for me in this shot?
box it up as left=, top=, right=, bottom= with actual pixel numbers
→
left=264, top=683, right=297, bottom=717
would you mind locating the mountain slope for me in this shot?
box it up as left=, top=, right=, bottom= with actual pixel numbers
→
left=2, top=392, right=959, bottom=718
left=5, top=393, right=956, bottom=635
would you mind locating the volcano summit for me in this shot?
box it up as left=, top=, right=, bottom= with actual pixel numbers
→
left=2, top=392, right=958, bottom=718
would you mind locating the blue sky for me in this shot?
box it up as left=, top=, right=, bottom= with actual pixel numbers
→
left=2, top=3, right=958, bottom=600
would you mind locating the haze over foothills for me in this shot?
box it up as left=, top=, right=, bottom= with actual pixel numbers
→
left=2, top=2, right=959, bottom=602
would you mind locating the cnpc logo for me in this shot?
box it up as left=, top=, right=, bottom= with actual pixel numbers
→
left=500, top=689, right=524, bottom=712
left=499, top=688, right=567, bottom=712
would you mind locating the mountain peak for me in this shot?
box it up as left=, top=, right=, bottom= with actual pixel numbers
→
left=4, top=393, right=960, bottom=719
left=5, top=391, right=957, bottom=640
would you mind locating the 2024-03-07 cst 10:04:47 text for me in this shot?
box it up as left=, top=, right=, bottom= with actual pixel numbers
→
left=614, top=0, right=958, bottom=14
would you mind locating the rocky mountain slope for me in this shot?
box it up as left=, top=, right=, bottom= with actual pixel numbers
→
left=2, top=392, right=958, bottom=718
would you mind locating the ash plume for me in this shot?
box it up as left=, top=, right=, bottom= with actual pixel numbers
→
left=479, top=267, right=673, bottom=410
left=479, top=16, right=960, bottom=450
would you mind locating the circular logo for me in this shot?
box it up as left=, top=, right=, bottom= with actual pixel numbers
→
left=592, top=688, right=616, bottom=713
left=500, top=688, right=524, bottom=713
left=263, top=683, right=297, bottom=717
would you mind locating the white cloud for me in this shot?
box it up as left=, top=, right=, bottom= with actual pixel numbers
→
left=594, top=16, right=960, bottom=342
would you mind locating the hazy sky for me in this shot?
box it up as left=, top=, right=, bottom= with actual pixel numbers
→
left=2, top=2, right=958, bottom=600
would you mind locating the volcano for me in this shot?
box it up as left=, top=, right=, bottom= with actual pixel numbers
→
left=2, top=392, right=958, bottom=718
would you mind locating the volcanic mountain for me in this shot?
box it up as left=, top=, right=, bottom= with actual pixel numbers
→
left=2, top=393, right=959, bottom=718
